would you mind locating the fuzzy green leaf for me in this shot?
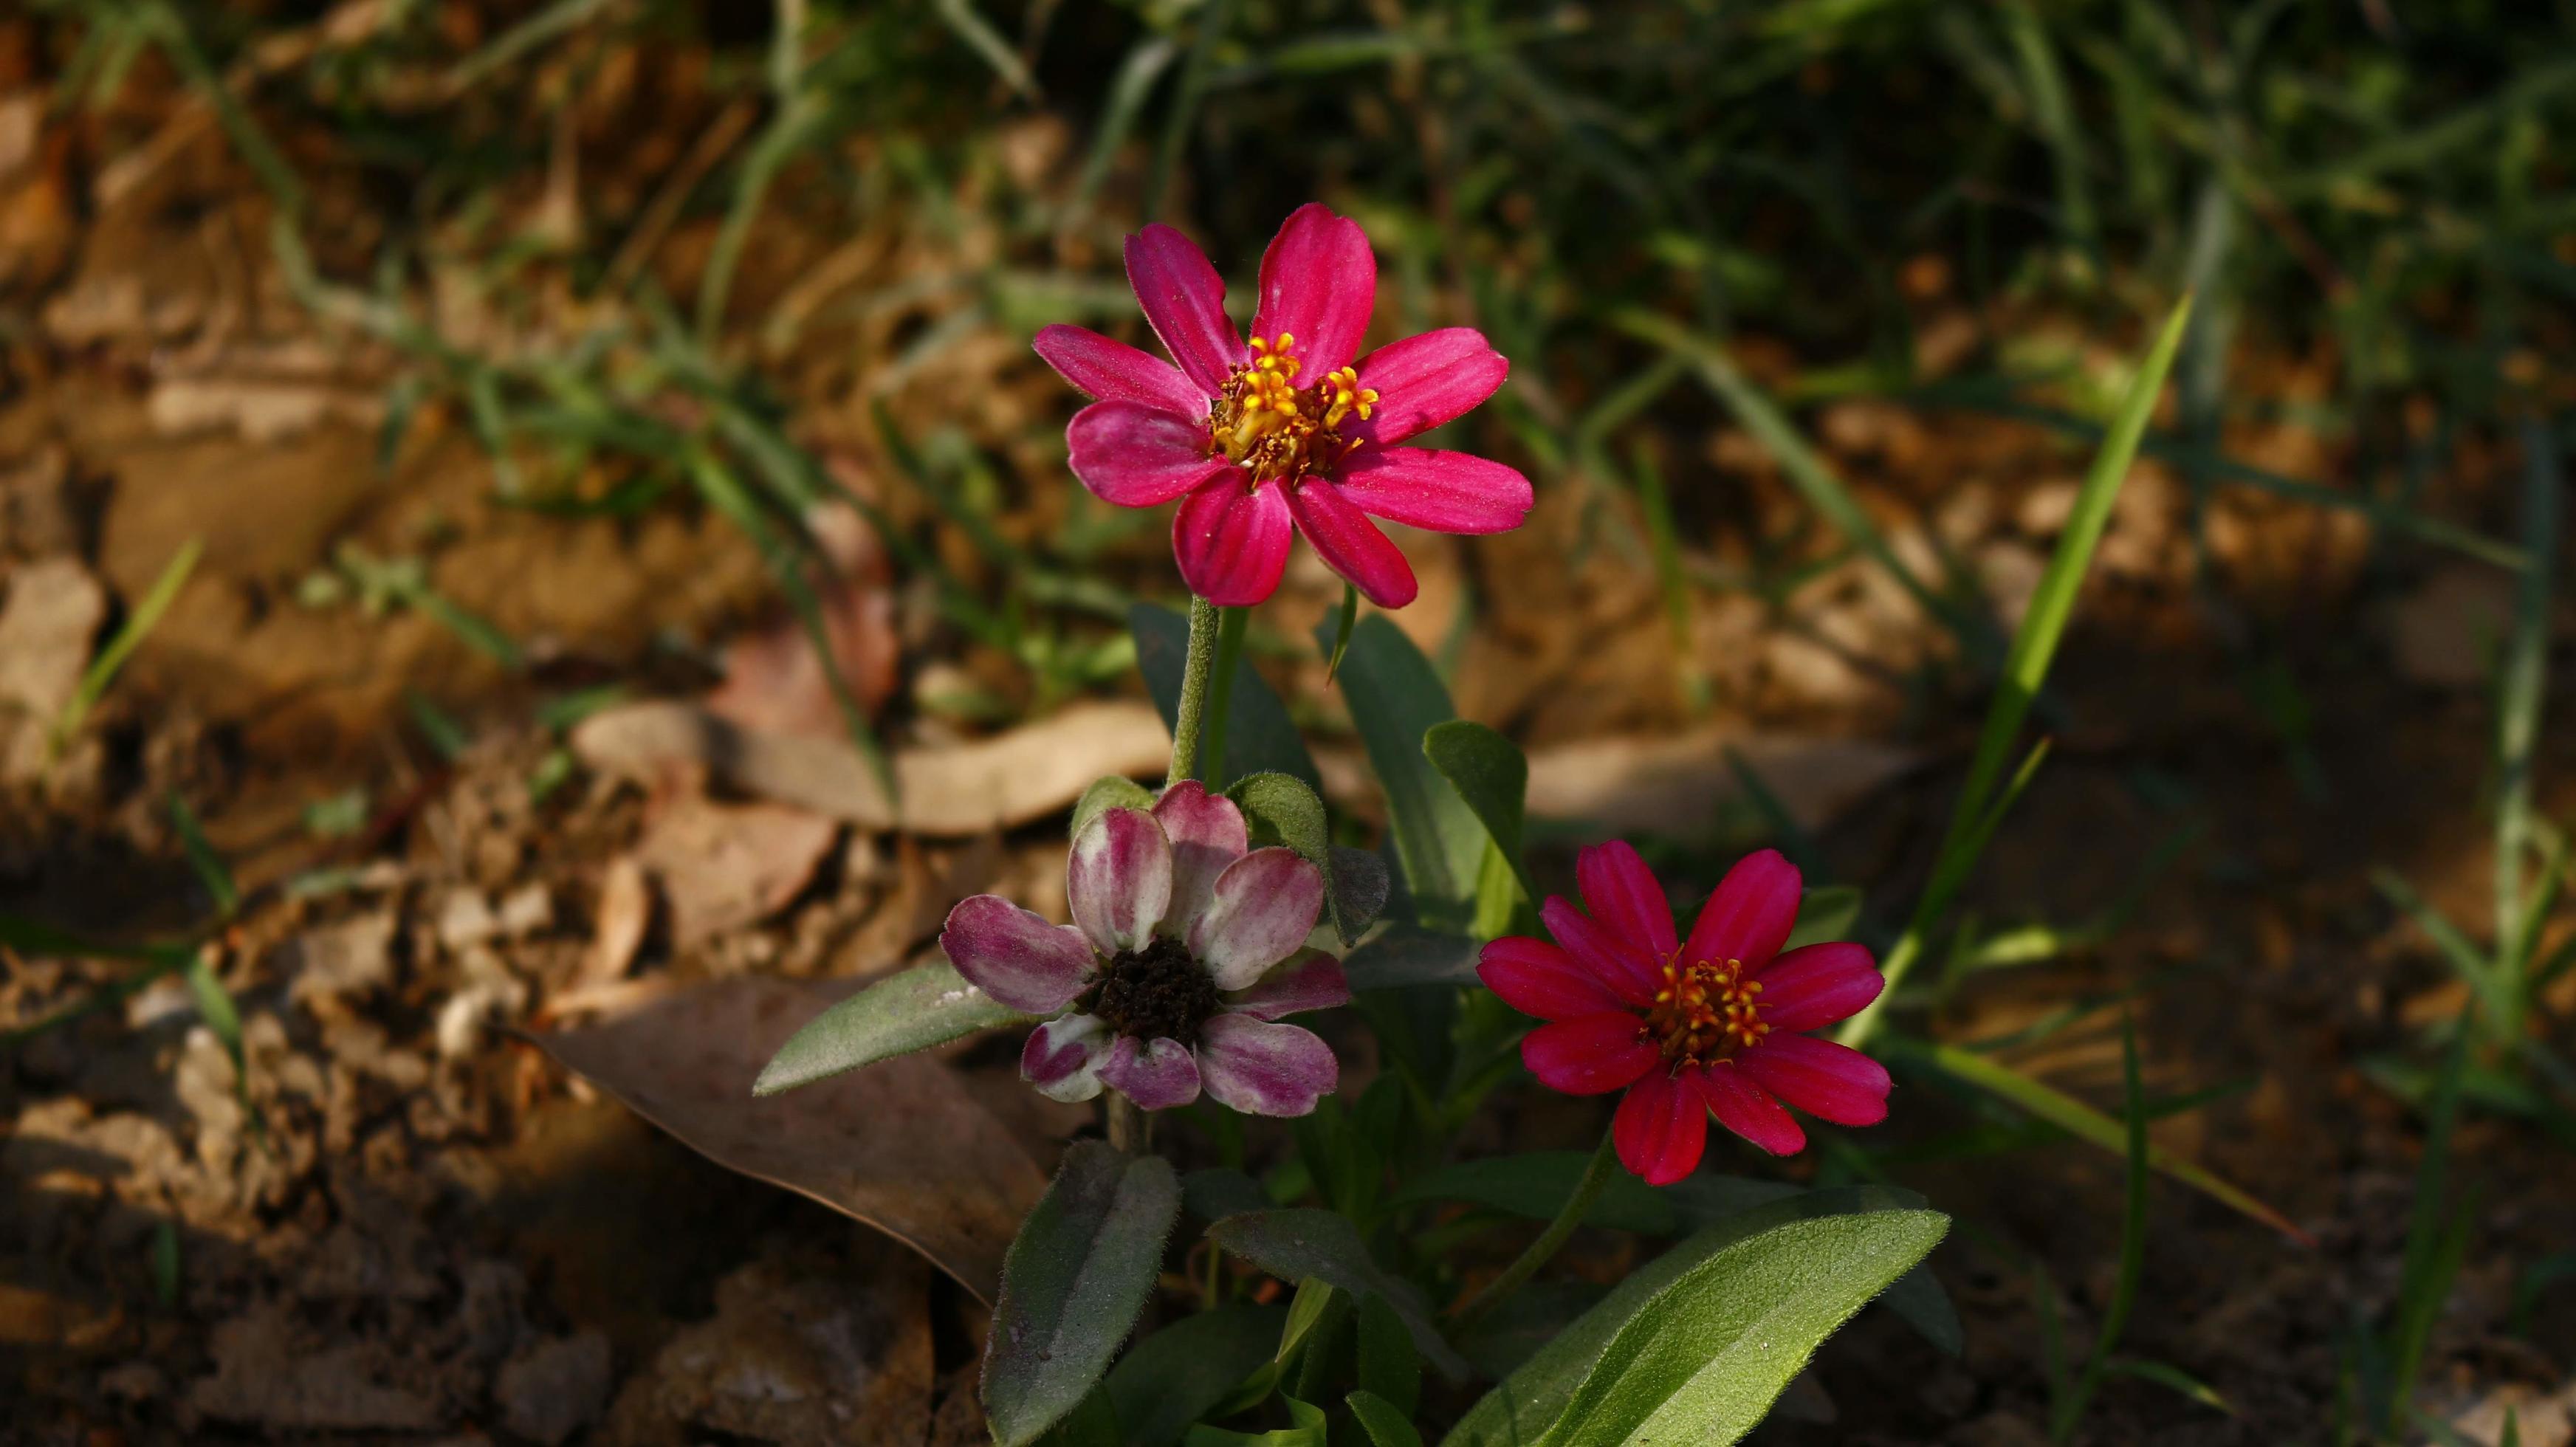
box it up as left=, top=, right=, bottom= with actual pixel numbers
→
left=984, top=1143, right=1184, bottom=1447
left=1323, top=616, right=1486, bottom=929
left=753, top=963, right=1034, bottom=1096
left=1106, top=1305, right=1288, bottom=1447
left=1422, top=720, right=1533, bottom=903
left=1206, top=1210, right=1469, bottom=1380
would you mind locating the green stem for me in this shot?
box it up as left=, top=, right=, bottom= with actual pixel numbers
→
left=1448, top=1126, right=1619, bottom=1330
left=1167, top=595, right=1223, bottom=787
left=1199, top=606, right=1248, bottom=786
left=1105, top=1093, right=1153, bottom=1155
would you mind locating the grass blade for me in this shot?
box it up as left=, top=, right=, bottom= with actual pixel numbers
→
left=55, top=537, right=200, bottom=753
left=2053, top=1015, right=2149, bottom=1442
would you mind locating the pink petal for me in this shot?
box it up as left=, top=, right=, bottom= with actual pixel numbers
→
left=1067, top=806, right=1172, bottom=955
left=1686, top=849, right=1802, bottom=974
left=1689, top=1062, right=1806, bottom=1156
left=938, top=895, right=1096, bottom=1013
left=1173, top=480, right=1293, bottom=606
left=1224, top=950, right=1350, bottom=1020
left=1577, top=840, right=1678, bottom=963
left=1285, top=480, right=1416, bottom=609
left=1615, top=1070, right=1709, bottom=1186
left=1197, top=1013, right=1338, bottom=1116
left=1477, top=935, right=1629, bottom=1022
left=1124, top=224, right=1244, bottom=397
left=1539, top=896, right=1660, bottom=1007
left=1190, top=847, right=1325, bottom=989
left=1755, top=942, right=1885, bottom=1033
left=1350, top=328, right=1509, bottom=446
left=1034, top=323, right=1210, bottom=416
left=1099, top=1034, right=1202, bottom=1111
left=1334, top=447, right=1533, bottom=536
left=1249, top=202, right=1375, bottom=379
left=1153, top=780, right=1251, bottom=939
left=1520, top=1011, right=1658, bottom=1096
left=1068, top=401, right=1231, bottom=507
left=1736, top=1033, right=1891, bottom=1127
left=1021, top=1013, right=1111, bottom=1103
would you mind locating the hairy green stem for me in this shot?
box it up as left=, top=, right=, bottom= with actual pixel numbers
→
left=1105, top=1093, right=1153, bottom=1155
left=1167, top=595, right=1223, bottom=787
left=1448, top=1126, right=1619, bottom=1330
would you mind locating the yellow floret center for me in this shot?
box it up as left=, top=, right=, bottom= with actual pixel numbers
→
left=1209, top=333, right=1381, bottom=486
left=1643, top=954, right=1768, bottom=1063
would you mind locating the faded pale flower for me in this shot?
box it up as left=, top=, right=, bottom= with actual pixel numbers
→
left=1478, top=843, right=1892, bottom=1184
left=1034, top=202, right=1533, bottom=608
left=940, top=782, right=1345, bottom=1116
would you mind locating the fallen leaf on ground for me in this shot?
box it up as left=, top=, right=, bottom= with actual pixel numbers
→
left=631, top=797, right=837, bottom=949
left=1522, top=729, right=1921, bottom=837
left=0, top=556, right=105, bottom=780
left=580, top=854, right=655, bottom=988
left=535, top=976, right=1046, bottom=1303
left=2386, top=563, right=2517, bottom=690
left=706, top=502, right=901, bottom=738
left=572, top=699, right=1169, bottom=836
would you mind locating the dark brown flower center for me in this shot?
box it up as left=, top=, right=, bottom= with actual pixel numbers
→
left=1207, top=331, right=1378, bottom=487
left=1083, top=935, right=1222, bottom=1046
left=1641, top=955, right=1768, bottom=1065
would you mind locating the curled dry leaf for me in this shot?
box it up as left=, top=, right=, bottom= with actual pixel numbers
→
left=706, top=502, right=901, bottom=738
left=535, top=976, right=1047, bottom=1305
left=631, top=796, right=837, bottom=950
left=1522, top=730, right=1920, bottom=839
left=580, top=854, right=653, bottom=989
left=573, top=699, right=1170, bottom=836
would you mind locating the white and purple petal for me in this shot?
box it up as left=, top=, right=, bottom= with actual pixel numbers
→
left=1196, top=1013, right=1338, bottom=1117
left=1099, top=1034, right=1203, bottom=1111
left=1189, top=846, right=1327, bottom=990
left=1020, top=1013, right=1113, bottom=1103
left=1067, top=806, right=1173, bottom=956
left=938, top=895, right=1096, bottom=1014
left=1223, top=950, right=1350, bottom=1021
left=1153, top=780, right=1251, bottom=940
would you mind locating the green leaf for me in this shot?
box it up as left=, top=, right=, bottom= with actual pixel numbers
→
left=1183, top=1395, right=1328, bottom=1447
left=1328, top=847, right=1391, bottom=945
left=1107, top=1306, right=1288, bottom=1447
left=1493, top=1208, right=1945, bottom=1447
left=984, top=1142, right=1184, bottom=1447
left=1357, top=1292, right=1422, bottom=1418
left=1784, top=885, right=1862, bottom=950
left=1034, top=1386, right=1124, bottom=1447
left=1136, top=603, right=1321, bottom=790
left=1347, top=1390, right=1426, bottom=1447
left=1206, top=1210, right=1469, bottom=1380
left=1438, top=1186, right=1926, bottom=1447
left=1277, top=1278, right=1344, bottom=1365
left=1229, top=773, right=1380, bottom=946
left=1422, top=721, right=1533, bottom=904
left=1324, top=616, right=1486, bottom=929
left=1076, top=776, right=1157, bottom=841
left=1184, top=1167, right=1271, bottom=1224
left=166, top=791, right=238, bottom=918
left=1342, top=929, right=1480, bottom=991
left=753, top=963, right=1034, bottom=1096
left=1322, top=584, right=1360, bottom=680
left=56, top=536, right=201, bottom=750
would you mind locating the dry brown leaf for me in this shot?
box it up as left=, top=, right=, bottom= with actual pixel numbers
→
left=705, top=503, right=900, bottom=739
left=632, top=797, right=835, bottom=949
left=0, top=556, right=105, bottom=780
left=572, top=699, right=1169, bottom=836
left=582, top=854, right=655, bottom=988
left=1524, top=729, right=1920, bottom=838
left=534, top=977, right=1045, bottom=1304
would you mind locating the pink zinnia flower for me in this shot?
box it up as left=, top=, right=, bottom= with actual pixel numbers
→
left=1477, top=843, right=1892, bottom=1184
left=940, top=782, right=1347, bottom=1116
left=1033, top=202, right=1533, bottom=608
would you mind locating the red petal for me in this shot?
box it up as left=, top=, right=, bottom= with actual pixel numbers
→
left=1736, top=1034, right=1891, bottom=1127
left=1250, top=202, right=1375, bottom=379
left=1172, top=481, right=1292, bottom=606
left=1125, top=224, right=1244, bottom=396
left=1034, top=323, right=1212, bottom=413
left=1540, top=896, right=1660, bottom=1006
left=1332, top=448, right=1533, bottom=537
left=1350, top=328, right=1508, bottom=446
left=1578, top=840, right=1678, bottom=963
left=1067, top=401, right=1229, bottom=506
left=1685, top=848, right=1801, bottom=972
left=1519, top=1012, right=1658, bottom=1097
left=1755, top=942, right=1884, bottom=1032
left=1285, top=480, right=1415, bottom=608
left=1689, top=1062, right=1806, bottom=1156
left=1614, top=1070, right=1709, bottom=1186
left=1477, top=935, right=1629, bottom=1022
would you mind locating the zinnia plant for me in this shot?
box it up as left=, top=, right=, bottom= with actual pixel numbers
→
left=1480, top=842, right=1892, bottom=1184
left=1033, top=203, right=1534, bottom=608
left=941, top=782, right=1346, bottom=1116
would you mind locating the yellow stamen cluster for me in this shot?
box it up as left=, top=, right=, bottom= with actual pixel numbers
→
left=1643, top=953, right=1768, bottom=1063
left=1208, top=333, right=1384, bottom=487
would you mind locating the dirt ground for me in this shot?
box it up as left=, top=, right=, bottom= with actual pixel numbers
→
left=2, top=14, right=2573, bottom=1447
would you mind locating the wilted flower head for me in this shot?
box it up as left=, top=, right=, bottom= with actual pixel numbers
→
left=1478, top=843, right=1891, bottom=1184
left=1034, top=202, right=1533, bottom=609
left=941, top=783, right=1346, bottom=1116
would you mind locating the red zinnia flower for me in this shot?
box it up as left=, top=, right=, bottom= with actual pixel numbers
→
left=1477, top=843, right=1892, bottom=1184
left=1034, top=203, right=1533, bottom=609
